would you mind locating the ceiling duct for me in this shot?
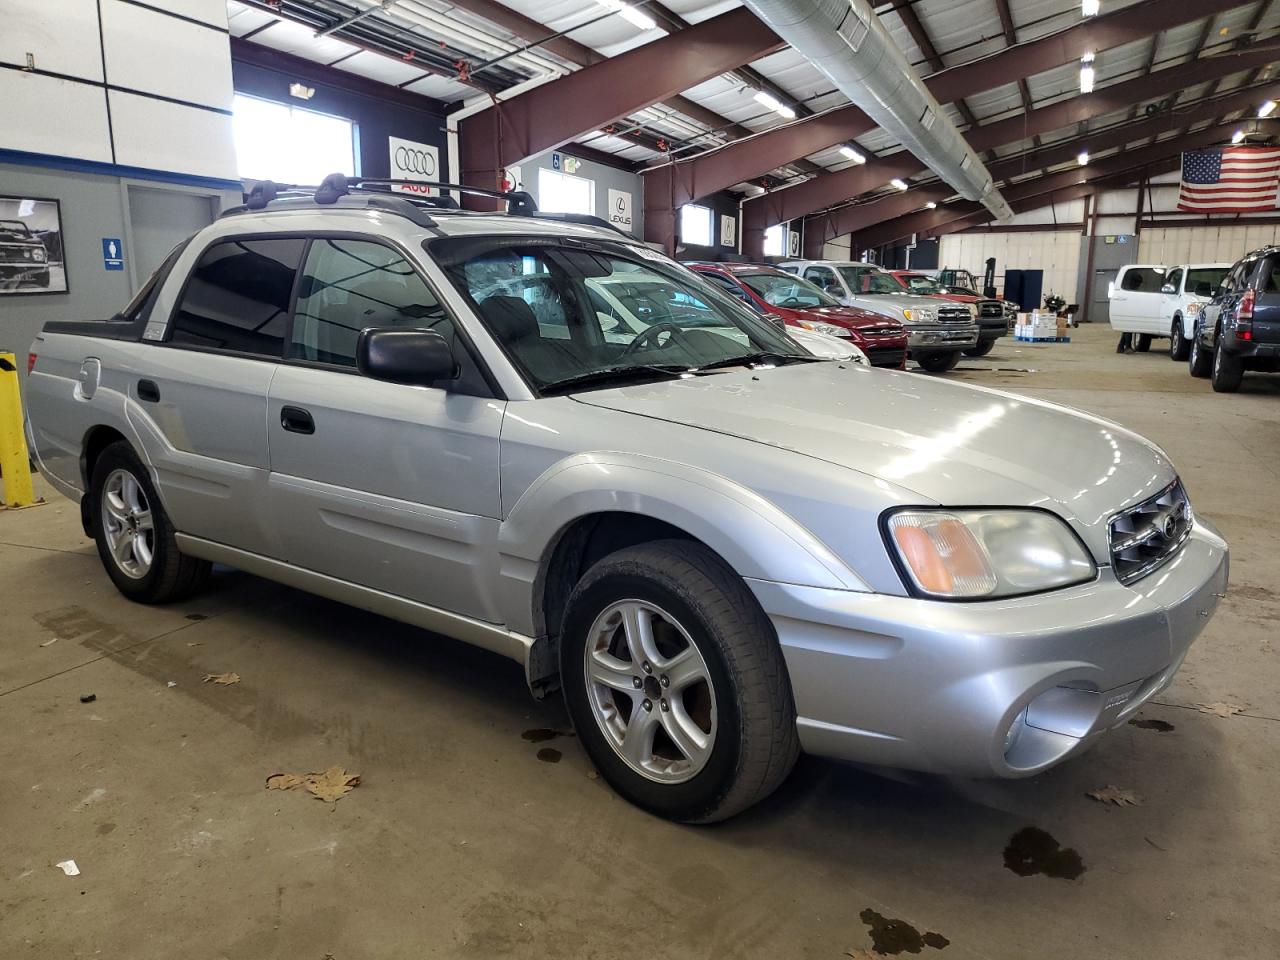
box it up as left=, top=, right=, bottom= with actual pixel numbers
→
left=742, top=0, right=1014, bottom=222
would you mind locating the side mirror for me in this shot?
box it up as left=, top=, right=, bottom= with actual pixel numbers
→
left=357, top=327, right=457, bottom=386
left=1161, top=283, right=1176, bottom=295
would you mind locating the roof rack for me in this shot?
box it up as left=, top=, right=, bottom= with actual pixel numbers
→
left=221, top=173, right=627, bottom=236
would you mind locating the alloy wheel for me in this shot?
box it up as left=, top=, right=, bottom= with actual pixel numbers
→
left=101, top=468, right=154, bottom=579
left=583, top=600, right=717, bottom=783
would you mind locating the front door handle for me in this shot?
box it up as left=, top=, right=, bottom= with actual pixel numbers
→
left=138, top=379, right=160, bottom=402
left=280, top=405, right=315, bottom=435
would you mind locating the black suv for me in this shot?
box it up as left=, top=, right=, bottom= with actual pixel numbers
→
left=1189, top=245, right=1280, bottom=392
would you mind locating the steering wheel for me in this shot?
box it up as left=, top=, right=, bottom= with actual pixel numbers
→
left=776, top=296, right=804, bottom=307
left=619, top=321, right=692, bottom=358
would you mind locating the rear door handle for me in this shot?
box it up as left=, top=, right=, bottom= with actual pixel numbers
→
left=280, top=405, right=315, bottom=435
left=137, top=379, right=160, bottom=402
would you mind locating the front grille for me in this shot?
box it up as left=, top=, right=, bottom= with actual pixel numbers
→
left=937, top=305, right=972, bottom=323
left=866, top=346, right=907, bottom=368
left=1108, top=479, right=1193, bottom=585
left=979, top=301, right=1004, bottom=319
left=860, top=325, right=902, bottom=338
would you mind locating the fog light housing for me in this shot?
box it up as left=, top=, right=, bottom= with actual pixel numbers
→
left=1003, top=707, right=1029, bottom=755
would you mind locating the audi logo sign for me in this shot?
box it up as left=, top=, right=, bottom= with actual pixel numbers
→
left=389, top=136, right=440, bottom=195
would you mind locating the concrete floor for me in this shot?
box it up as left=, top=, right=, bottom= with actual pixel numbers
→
left=3, top=323, right=1278, bottom=959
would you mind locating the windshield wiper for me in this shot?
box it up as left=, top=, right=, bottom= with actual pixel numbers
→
left=692, top=352, right=818, bottom=372
left=539, top=364, right=691, bottom=395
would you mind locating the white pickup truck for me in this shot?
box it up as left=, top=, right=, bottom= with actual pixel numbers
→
left=1109, top=263, right=1231, bottom=356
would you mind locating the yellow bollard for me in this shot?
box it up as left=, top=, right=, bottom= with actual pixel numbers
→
left=0, top=351, right=38, bottom=508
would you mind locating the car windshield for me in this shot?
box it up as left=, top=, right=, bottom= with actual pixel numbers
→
left=738, top=271, right=839, bottom=308
left=1186, top=267, right=1228, bottom=297
left=838, top=266, right=901, bottom=295
left=430, top=237, right=810, bottom=391
left=0, top=219, right=33, bottom=236
left=899, top=274, right=943, bottom=294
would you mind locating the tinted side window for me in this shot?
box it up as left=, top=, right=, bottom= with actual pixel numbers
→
left=805, top=267, right=836, bottom=290
left=1119, top=267, right=1165, bottom=293
left=700, top=272, right=757, bottom=307
left=292, top=239, right=449, bottom=365
left=1261, top=258, right=1280, bottom=295
left=171, top=237, right=304, bottom=355
left=1164, top=268, right=1182, bottom=293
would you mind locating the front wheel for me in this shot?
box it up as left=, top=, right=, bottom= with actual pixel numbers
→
left=1189, top=330, right=1212, bottom=378
left=90, top=441, right=210, bottom=603
left=916, top=351, right=962, bottom=373
left=1169, top=318, right=1190, bottom=360
left=1135, top=333, right=1152, bottom=352
left=560, top=540, right=799, bottom=823
left=964, top=338, right=996, bottom=357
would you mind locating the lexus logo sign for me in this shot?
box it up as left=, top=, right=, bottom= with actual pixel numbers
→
left=389, top=136, right=439, bottom=195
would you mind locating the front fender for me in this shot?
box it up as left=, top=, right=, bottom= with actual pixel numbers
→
left=494, top=451, right=869, bottom=637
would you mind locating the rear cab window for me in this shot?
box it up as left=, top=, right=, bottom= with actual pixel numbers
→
left=1118, top=266, right=1166, bottom=293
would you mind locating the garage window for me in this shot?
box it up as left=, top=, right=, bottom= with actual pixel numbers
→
left=1119, top=267, right=1166, bottom=293
left=680, top=204, right=713, bottom=247
left=764, top=223, right=787, bottom=257
left=232, top=94, right=356, bottom=184
left=538, top=169, right=595, bottom=215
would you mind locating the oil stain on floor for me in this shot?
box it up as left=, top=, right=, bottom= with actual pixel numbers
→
left=1003, top=827, right=1085, bottom=880
left=858, top=908, right=949, bottom=954
left=536, top=748, right=562, bottom=763
left=1129, top=717, right=1175, bottom=732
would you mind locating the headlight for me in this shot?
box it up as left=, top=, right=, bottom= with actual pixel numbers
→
left=903, top=308, right=936, bottom=322
left=802, top=320, right=851, bottom=338
left=885, top=509, right=1096, bottom=600
left=33, top=248, right=46, bottom=261
left=1186, top=302, right=1202, bottom=315
left=968, top=305, right=978, bottom=319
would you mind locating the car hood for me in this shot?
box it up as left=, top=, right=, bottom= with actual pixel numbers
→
left=789, top=305, right=902, bottom=330
left=574, top=363, right=1175, bottom=554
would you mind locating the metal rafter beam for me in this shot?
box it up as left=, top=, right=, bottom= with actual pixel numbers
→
left=458, top=8, right=784, bottom=198
left=850, top=124, right=1251, bottom=252
left=803, top=84, right=1280, bottom=253
left=993, top=0, right=1017, bottom=45
left=894, top=0, right=980, bottom=131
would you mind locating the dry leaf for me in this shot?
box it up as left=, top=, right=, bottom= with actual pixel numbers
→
left=1087, top=785, right=1143, bottom=807
left=1196, top=701, right=1245, bottom=718
left=203, top=672, right=241, bottom=685
left=265, top=766, right=361, bottom=803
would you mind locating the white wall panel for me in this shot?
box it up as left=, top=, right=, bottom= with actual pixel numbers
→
left=822, top=236, right=851, bottom=260
left=101, top=0, right=233, bottom=110
left=161, top=0, right=229, bottom=28
left=0, top=71, right=112, bottom=161
left=109, top=91, right=237, bottom=181
left=1140, top=225, right=1280, bottom=266
left=1094, top=215, right=1137, bottom=236
left=2, top=0, right=105, bottom=81
left=1098, top=190, right=1139, bottom=215
left=940, top=230, right=1081, bottom=303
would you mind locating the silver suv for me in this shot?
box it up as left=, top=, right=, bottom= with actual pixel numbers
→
left=25, top=177, right=1228, bottom=822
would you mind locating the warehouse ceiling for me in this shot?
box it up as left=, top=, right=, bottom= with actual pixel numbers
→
left=225, top=0, right=1280, bottom=225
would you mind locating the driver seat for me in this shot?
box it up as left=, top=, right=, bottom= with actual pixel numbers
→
left=477, top=295, right=582, bottom=383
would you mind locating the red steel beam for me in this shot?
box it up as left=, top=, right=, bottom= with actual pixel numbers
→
left=849, top=126, right=1242, bottom=252
left=741, top=44, right=1280, bottom=257
left=458, top=8, right=783, bottom=200
left=648, top=0, right=1245, bottom=249
left=802, top=82, right=1280, bottom=253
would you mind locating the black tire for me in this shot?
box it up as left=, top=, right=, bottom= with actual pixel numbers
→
left=1189, top=328, right=1212, bottom=378
left=1211, top=340, right=1244, bottom=393
left=33, top=269, right=50, bottom=288
left=1169, top=318, right=1190, bottom=361
left=916, top=351, right=962, bottom=373
left=964, top=338, right=996, bottom=357
left=90, top=441, right=210, bottom=603
left=1135, top=334, right=1152, bottom=352
left=560, top=539, right=799, bottom=823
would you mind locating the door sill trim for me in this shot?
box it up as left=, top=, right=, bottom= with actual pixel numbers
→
left=175, top=533, right=534, bottom=668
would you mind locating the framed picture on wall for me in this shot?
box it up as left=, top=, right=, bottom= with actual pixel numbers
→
left=0, top=196, right=67, bottom=295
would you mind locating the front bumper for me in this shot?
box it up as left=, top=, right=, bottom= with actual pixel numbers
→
left=0, top=259, right=48, bottom=281
left=907, top=322, right=979, bottom=351
left=747, top=520, right=1228, bottom=778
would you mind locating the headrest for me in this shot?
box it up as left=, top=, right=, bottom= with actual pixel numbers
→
left=479, top=295, right=539, bottom=343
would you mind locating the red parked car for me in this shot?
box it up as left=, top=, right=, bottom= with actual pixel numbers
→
left=688, top=262, right=909, bottom=368
left=887, top=270, right=1009, bottom=356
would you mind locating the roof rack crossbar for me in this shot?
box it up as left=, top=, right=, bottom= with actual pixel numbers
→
left=340, top=177, right=538, bottom=216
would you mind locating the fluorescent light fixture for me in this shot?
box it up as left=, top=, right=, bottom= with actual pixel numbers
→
left=595, top=0, right=656, bottom=31
left=1079, top=53, right=1095, bottom=94
left=925, top=201, right=938, bottom=209
left=1233, top=128, right=1246, bottom=143
left=288, top=82, right=315, bottom=100
left=753, top=89, right=797, bottom=120
left=1078, top=150, right=1089, bottom=166
left=1082, top=0, right=1100, bottom=15
left=890, top=178, right=909, bottom=191
left=1259, top=99, right=1277, bottom=118
left=839, top=145, right=867, bottom=163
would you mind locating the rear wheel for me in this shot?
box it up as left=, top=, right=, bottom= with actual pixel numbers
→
left=1169, top=318, right=1189, bottom=360
left=1135, top=334, right=1153, bottom=352
left=916, top=351, right=962, bottom=373
left=90, top=441, right=210, bottom=603
left=560, top=540, right=798, bottom=823
left=1189, top=328, right=1212, bottom=378
left=1211, top=339, right=1244, bottom=393
left=964, top=338, right=996, bottom=357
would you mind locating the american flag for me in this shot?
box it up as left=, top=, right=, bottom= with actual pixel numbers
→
left=1178, top=147, right=1280, bottom=213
